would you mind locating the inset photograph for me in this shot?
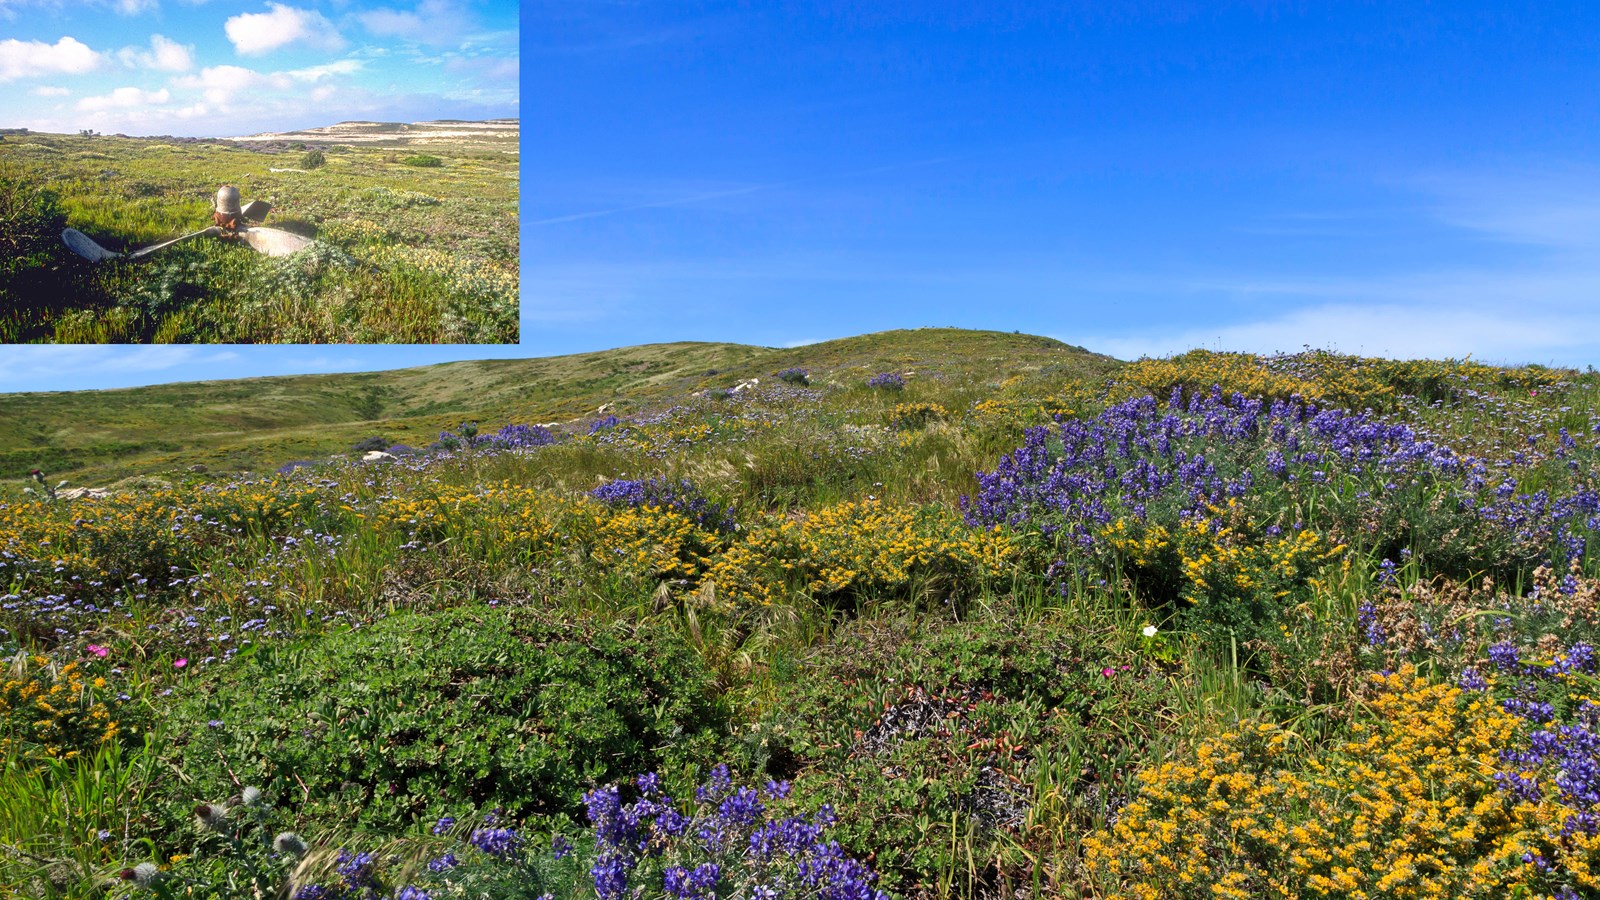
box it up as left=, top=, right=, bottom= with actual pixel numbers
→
left=0, top=0, right=518, bottom=344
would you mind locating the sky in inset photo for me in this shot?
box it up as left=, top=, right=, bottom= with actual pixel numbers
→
left=1, top=0, right=517, bottom=137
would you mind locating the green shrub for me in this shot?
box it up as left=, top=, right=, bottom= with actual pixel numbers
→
left=0, top=174, right=71, bottom=306
left=402, top=155, right=443, bottom=168
left=301, top=149, right=326, bottom=170
left=160, top=607, right=724, bottom=840
left=756, top=609, right=1186, bottom=896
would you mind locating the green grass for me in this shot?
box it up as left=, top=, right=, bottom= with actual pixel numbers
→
left=0, top=329, right=1116, bottom=486
left=0, top=126, right=518, bottom=344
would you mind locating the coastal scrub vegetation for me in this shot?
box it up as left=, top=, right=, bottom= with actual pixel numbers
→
left=1, top=331, right=1597, bottom=898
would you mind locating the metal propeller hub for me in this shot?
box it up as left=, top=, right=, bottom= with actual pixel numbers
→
left=62, top=184, right=314, bottom=262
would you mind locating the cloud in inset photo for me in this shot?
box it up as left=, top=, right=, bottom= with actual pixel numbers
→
left=76, top=85, right=171, bottom=112
left=225, top=3, right=345, bottom=56
left=359, top=0, right=475, bottom=47
left=118, top=34, right=193, bottom=72
left=0, top=36, right=103, bottom=82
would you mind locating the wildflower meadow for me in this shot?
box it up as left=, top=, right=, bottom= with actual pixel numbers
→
left=2, top=329, right=1598, bottom=899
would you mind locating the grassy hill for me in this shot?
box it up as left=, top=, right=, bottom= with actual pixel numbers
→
left=0, top=328, right=1116, bottom=485
left=4, top=333, right=1599, bottom=899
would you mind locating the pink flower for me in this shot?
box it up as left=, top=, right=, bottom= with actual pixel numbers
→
left=174, top=658, right=188, bottom=669
left=1101, top=667, right=1115, bottom=677
left=87, top=644, right=109, bottom=658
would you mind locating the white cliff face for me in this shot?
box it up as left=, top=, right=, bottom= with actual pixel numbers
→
left=223, top=119, right=520, bottom=145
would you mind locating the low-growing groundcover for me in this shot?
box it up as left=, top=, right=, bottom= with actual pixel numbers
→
left=161, top=607, right=724, bottom=837
left=3, top=335, right=1600, bottom=899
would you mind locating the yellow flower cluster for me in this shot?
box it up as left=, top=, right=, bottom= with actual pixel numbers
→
left=1100, top=515, right=1340, bottom=607
left=706, top=501, right=1015, bottom=609
left=0, top=656, right=119, bottom=761
left=1176, top=518, right=1339, bottom=598
left=1084, top=669, right=1599, bottom=900
left=1101, top=349, right=1570, bottom=412
left=886, top=402, right=948, bottom=430
left=0, top=484, right=344, bottom=589
left=965, top=397, right=1023, bottom=433
left=1115, top=351, right=1325, bottom=405
left=369, top=481, right=561, bottom=559
left=568, top=499, right=725, bottom=582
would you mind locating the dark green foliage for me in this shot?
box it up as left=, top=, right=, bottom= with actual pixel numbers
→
left=402, top=155, right=443, bottom=168
left=0, top=175, right=72, bottom=308
left=300, top=149, right=326, bottom=170
left=755, top=609, right=1185, bottom=896
left=161, top=607, right=724, bottom=840
left=350, top=436, right=391, bottom=453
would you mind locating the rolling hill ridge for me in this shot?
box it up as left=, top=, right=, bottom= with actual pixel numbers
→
left=0, top=329, right=1115, bottom=484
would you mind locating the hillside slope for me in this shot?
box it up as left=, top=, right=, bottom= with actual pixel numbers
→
left=0, top=329, right=1116, bottom=483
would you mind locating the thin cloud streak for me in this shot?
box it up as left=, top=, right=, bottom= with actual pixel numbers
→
left=528, top=157, right=958, bottom=227
left=0, top=347, right=241, bottom=389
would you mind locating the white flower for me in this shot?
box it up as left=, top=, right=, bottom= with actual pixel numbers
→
left=1141, top=624, right=1159, bottom=638
left=273, top=831, right=308, bottom=856
left=240, top=786, right=263, bottom=806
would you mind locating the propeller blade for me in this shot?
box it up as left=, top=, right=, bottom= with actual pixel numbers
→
left=127, top=227, right=222, bottom=260
left=241, top=199, right=271, bottom=223
left=239, top=227, right=313, bottom=257
left=62, top=228, right=122, bottom=262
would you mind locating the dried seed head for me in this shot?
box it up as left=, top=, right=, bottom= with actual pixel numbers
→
left=273, top=831, right=308, bottom=856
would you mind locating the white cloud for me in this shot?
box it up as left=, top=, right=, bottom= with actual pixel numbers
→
left=359, top=0, right=473, bottom=47
left=446, top=54, right=517, bottom=83
left=31, top=85, right=70, bottom=96
left=76, top=85, right=170, bottom=111
left=173, top=59, right=361, bottom=106
left=225, top=3, right=344, bottom=56
left=118, top=34, right=193, bottom=72
left=113, top=0, right=157, bottom=13
left=288, top=58, right=362, bottom=80
left=0, top=36, right=104, bottom=82
left=1410, top=169, right=1600, bottom=256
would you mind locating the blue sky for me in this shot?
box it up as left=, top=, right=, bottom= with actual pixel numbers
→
left=6, top=0, right=1600, bottom=393
left=0, top=0, right=517, bottom=136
